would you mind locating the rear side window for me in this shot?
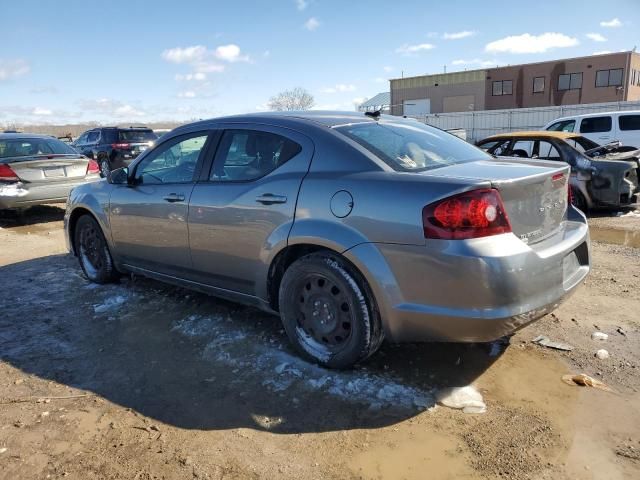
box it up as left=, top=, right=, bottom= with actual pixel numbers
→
left=510, top=140, right=534, bottom=157
left=619, top=115, right=640, bottom=131
left=537, top=141, right=561, bottom=160
left=86, top=131, right=100, bottom=143
left=335, top=121, right=489, bottom=172
left=118, top=129, right=157, bottom=142
left=211, top=130, right=301, bottom=181
left=579, top=116, right=612, bottom=134
left=547, top=119, right=575, bottom=132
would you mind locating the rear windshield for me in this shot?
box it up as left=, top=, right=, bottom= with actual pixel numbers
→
left=118, top=130, right=157, bottom=142
left=0, top=137, right=78, bottom=158
left=335, top=121, right=489, bottom=172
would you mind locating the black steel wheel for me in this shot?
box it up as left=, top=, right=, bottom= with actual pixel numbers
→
left=279, top=252, right=383, bottom=369
left=74, top=215, right=119, bottom=283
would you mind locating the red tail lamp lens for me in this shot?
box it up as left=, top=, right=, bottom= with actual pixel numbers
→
left=423, top=188, right=511, bottom=240
left=87, top=159, right=100, bottom=174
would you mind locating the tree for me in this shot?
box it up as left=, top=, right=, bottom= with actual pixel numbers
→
left=267, top=87, right=314, bottom=111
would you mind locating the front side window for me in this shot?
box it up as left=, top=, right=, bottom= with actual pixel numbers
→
left=335, top=121, right=490, bottom=172
left=86, top=131, right=100, bottom=143
left=210, top=130, right=301, bottom=182
left=136, top=133, right=208, bottom=184
left=547, top=119, right=576, bottom=132
left=580, top=116, right=612, bottom=134
left=510, top=140, right=534, bottom=158
left=492, top=80, right=512, bottom=96
left=533, top=76, right=545, bottom=93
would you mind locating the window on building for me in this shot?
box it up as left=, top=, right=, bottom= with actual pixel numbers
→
left=596, top=68, right=624, bottom=87
left=533, top=76, right=545, bottom=93
left=492, top=80, right=513, bottom=96
left=619, top=115, right=640, bottom=131
left=579, top=116, right=613, bottom=134
left=558, top=72, right=582, bottom=91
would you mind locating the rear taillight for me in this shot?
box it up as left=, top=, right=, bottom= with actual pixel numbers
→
left=111, top=142, right=130, bottom=149
left=87, top=159, right=100, bottom=175
left=0, top=164, right=19, bottom=181
left=422, top=188, right=511, bottom=240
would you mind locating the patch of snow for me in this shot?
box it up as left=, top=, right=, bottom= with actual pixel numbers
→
left=93, top=295, right=126, bottom=314
left=436, top=386, right=486, bottom=414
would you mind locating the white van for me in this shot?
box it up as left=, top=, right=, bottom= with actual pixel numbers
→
left=543, top=111, right=640, bottom=147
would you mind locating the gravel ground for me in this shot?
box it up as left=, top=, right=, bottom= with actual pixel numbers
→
left=0, top=205, right=639, bottom=480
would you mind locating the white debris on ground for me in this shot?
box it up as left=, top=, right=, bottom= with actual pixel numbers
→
left=616, top=210, right=640, bottom=218
left=171, top=314, right=434, bottom=411
left=93, top=295, right=127, bottom=314
left=591, top=331, right=609, bottom=341
left=596, top=349, right=610, bottom=360
left=436, top=386, right=487, bottom=414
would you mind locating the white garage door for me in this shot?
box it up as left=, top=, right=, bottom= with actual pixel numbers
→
left=403, top=99, right=430, bottom=116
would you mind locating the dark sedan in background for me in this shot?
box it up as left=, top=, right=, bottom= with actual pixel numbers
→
left=0, top=133, right=100, bottom=210
left=477, top=131, right=639, bottom=211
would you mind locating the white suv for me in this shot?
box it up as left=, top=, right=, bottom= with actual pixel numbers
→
left=543, top=111, right=640, bottom=147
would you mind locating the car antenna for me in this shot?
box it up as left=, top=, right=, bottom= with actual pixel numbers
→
left=364, top=110, right=381, bottom=120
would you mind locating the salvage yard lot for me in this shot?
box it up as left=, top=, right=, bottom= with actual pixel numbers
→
left=1, top=206, right=639, bottom=480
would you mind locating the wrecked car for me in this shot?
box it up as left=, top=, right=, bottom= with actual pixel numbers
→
left=477, top=131, right=639, bottom=211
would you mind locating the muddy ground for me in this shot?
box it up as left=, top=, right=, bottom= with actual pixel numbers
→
left=0, top=206, right=639, bottom=480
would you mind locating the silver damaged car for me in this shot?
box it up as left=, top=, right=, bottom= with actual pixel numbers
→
left=64, top=112, right=590, bottom=368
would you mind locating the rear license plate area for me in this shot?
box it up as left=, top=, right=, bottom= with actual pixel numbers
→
left=43, top=167, right=65, bottom=178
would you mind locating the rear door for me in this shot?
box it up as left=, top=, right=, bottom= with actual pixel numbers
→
left=187, top=124, right=313, bottom=295
left=578, top=115, right=614, bottom=144
left=109, top=131, right=213, bottom=276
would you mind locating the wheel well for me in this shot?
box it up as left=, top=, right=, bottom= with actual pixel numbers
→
left=267, top=244, right=338, bottom=312
left=68, top=208, right=95, bottom=255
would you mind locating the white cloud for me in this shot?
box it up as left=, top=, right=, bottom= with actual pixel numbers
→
left=600, top=18, right=622, bottom=28
left=383, top=66, right=394, bottom=72
left=0, top=59, right=30, bottom=81
left=162, top=45, right=207, bottom=64
left=374, top=77, right=387, bottom=83
left=295, top=0, right=308, bottom=10
left=263, top=50, right=271, bottom=58
left=193, top=62, right=225, bottom=73
left=443, top=31, right=475, bottom=40
left=32, top=107, right=52, bottom=116
left=29, top=86, right=58, bottom=94
left=214, top=44, right=249, bottom=62
left=321, top=83, right=356, bottom=93
left=451, top=58, right=500, bottom=67
left=304, top=17, right=320, bottom=31
left=485, top=33, right=579, bottom=54
left=313, top=97, right=366, bottom=111
left=593, top=50, right=612, bottom=55
left=396, top=43, right=435, bottom=55
left=177, top=91, right=197, bottom=98
left=79, top=98, right=146, bottom=118
left=586, top=33, right=607, bottom=42
left=175, top=72, right=207, bottom=81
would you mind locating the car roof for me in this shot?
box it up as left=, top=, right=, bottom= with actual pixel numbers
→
left=0, top=133, right=59, bottom=140
left=548, top=110, right=640, bottom=122
left=482, top=131, right=581, bottom=141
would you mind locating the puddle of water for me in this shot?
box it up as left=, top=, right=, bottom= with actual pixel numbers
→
left=590, top=227, right=640, bottom=248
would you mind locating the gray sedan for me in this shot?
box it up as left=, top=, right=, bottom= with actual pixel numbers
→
left=64, top=112, right=590, bottom=368
left=0, top=133, right=100, bottom=210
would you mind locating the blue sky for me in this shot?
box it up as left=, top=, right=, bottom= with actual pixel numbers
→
left=1, top=0, right=639, bottom=124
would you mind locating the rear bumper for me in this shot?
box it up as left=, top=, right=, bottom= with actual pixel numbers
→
left=0, top=177, right=99, bottom=209
left=344, top=209, right=590, bottom=343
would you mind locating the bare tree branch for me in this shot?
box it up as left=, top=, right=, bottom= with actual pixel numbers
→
left=267, top=87, right=314, bottom=111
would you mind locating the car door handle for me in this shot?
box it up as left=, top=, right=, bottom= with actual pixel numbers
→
left=255, top=193, right=287, bottom=205
left=163, top=193, right=185, bottom=202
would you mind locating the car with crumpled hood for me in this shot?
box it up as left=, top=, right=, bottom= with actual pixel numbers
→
left=477, top=131, right=639, bottom=211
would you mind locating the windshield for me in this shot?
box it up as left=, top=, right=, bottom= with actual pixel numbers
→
left=118, top=130, right=157, bottom=142
left=335, top=121, right=489, bottom=172
left=0, top=137, right=79, bottom=158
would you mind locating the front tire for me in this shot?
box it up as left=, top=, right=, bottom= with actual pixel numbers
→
left=99, top=158, right=111, bottom=178
left=74, top=215, right=119, bottom=283
left=278, top=252, right=383, bottom=369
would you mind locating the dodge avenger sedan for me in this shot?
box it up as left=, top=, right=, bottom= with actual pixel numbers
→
left=64, top=112, right=590, bottom=368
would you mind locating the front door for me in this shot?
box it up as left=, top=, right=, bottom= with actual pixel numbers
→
left=109, top=131, right=212, bottom=276
left=188, top=125, right=313, bottom=295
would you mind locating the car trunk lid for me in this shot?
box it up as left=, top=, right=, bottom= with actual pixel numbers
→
left=2, top=154, right=90, bottom=183
left=421, top=158, right=570, bottom=244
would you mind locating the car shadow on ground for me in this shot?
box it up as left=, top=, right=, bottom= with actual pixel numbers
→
left=0, top=204, right=65, bottom=228
left=0, top=253, right=504, bottom=434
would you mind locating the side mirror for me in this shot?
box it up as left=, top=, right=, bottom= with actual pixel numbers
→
left=108, top=167, right=130, bottom=185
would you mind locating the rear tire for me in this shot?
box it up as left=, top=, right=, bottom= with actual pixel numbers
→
left=99, top=159, right=111, bottom=178
left=278, top=252, right=383, bottom=369
left=74, top=215, right=120, bottom=283
left=571, top=187, right=588, bottom=213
